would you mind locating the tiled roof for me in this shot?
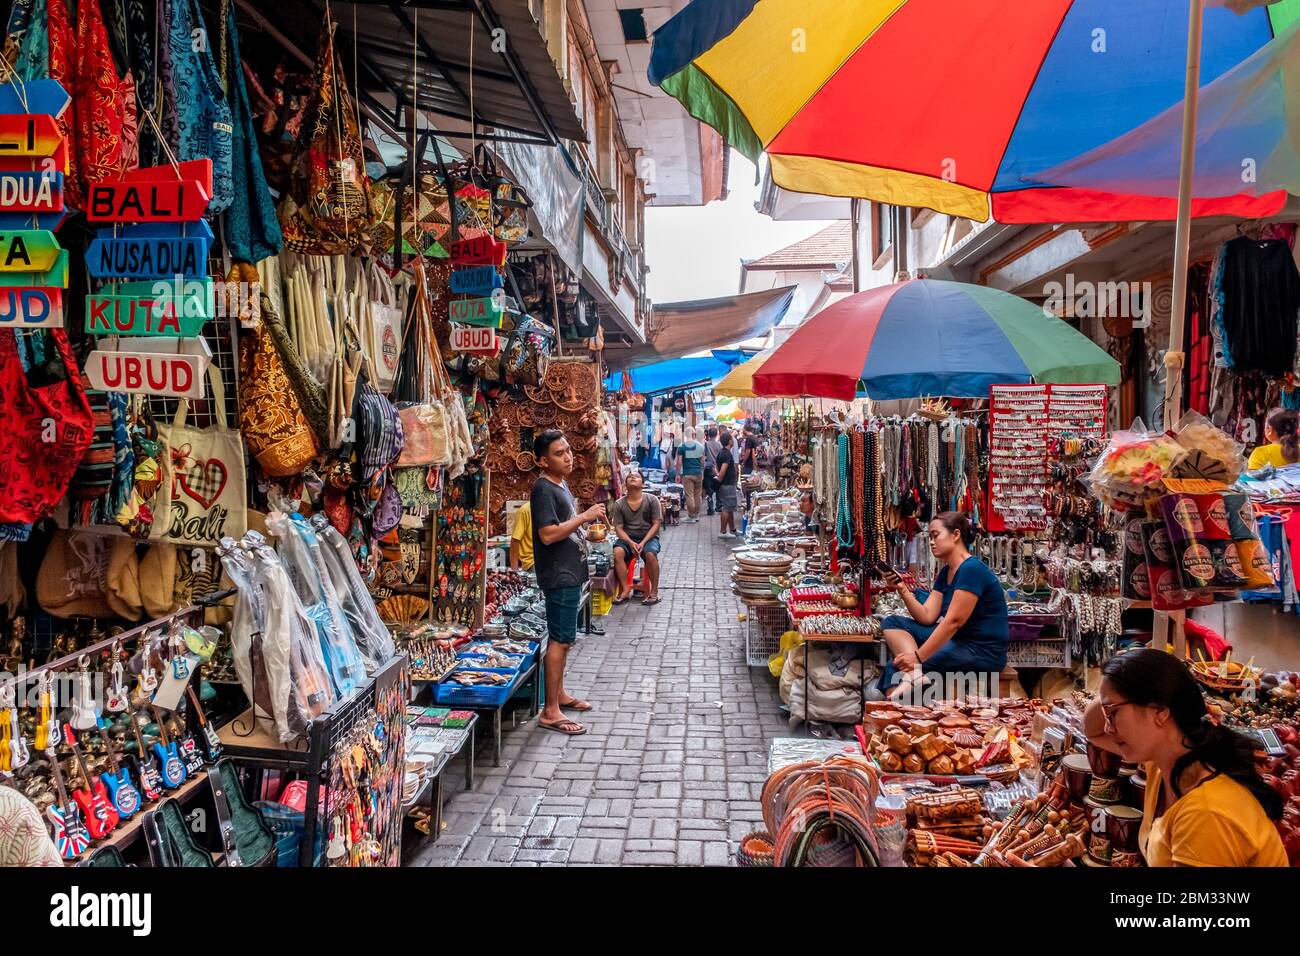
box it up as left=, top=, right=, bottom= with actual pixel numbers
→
left=744, top=221, right=853, bottom=269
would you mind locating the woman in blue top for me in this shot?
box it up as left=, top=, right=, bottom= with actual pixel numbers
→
left=878, top=512, right=1009, bottom=702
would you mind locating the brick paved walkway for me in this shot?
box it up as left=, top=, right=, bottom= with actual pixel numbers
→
left=408, top=512, right=786, bottom=866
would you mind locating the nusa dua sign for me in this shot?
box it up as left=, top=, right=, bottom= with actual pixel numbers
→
left=449, top=324, right=500, bottom=356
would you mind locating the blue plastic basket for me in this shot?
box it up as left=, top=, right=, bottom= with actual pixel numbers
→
left=254, top=801, right=326, bottom=867
left=435, top=667, right=521, bottom=707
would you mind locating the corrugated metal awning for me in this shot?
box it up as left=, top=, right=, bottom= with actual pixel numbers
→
left=605, top=286, right=796, bottom=371
left=253, top=0, right=584, bottom=145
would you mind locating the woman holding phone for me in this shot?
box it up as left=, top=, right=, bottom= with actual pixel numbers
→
left=877, top=512, right=1009, bottom=700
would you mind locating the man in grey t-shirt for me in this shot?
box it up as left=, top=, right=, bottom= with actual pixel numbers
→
left=610, top=471, right=663, bottom=606
left=703, top=426, right=723, bottom=516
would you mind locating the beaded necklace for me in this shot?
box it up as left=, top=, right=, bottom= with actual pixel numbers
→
left=851, top=429, right=866, bottom=554
left=835, top=432, right=853, bottom=547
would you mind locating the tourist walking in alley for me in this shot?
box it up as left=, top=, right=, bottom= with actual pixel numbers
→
left=703, top=425, right=722, bottom=515
left=531, top=429, right=603, bottom=735
left=610, top=470, right=664, bottom=606
left=715, top=431, right=740, bottom=538
left=678, top=426, right=706, bottom=522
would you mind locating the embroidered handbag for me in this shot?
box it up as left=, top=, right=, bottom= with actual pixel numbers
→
left=362, top=262, right=403, bottom=393
left=501, top=316, right=556, bottom=388
left=393, top=259, right=451, bottom=468
left=161, top=367, right=248, bottom=547
left=0, top=329, right=94, bottom=526
left=238, top=308, right=320, bottom=477
left=160, top=0, right=233, bottom=213
left=278, top=16, right=375, bottom=254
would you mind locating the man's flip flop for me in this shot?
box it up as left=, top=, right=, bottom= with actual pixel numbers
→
left=560, top=698, right=593, bottom=712
left=642, top=596, right=661, bottom=606
left=538, top=718, right=587, bottom=735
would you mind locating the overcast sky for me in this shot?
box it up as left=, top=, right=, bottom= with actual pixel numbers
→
left=642, top=151, right=835, bottom=305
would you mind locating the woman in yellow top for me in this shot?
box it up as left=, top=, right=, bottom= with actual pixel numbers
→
left=1080, top=649, right=1286, bottom=867
left=509, top=502, right=534, bottom=571
left=1247, top=408, right=1300, bottom=471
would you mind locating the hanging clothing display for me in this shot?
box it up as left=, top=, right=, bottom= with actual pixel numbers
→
left=1218, top=235, right=1300, bottom=375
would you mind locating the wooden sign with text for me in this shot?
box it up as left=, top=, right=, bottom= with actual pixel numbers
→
left=450, top=266, right=503, bottom=296
left=83, top=340, right=211, bottom=399
left=447, top=295, right=503, bottom=328
left=0, top=287, right=61, bottom=328
left=449, top=234, right=506, bottom=266
left=449, top=324, right=500, bottom=355
left=0, top=230, right=61, bottom=272
left=0, top=115, right=68, bottom=173
left=86, top=160, right=214, bottom=223
left=85, top=291, right=211, bottom=338
left=0, top=247, right=68, bottom=287
left=0, top=81, right=71, bottom=121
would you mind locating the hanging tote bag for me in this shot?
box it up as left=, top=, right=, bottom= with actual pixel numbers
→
left=362, top=262, right=402, bottom=393
left=160, top=0, right=233, bottom=213
left=278, top=16, right=375, bottom=254
left=238, top=311, right=320, bottom=477
left=162, top=367, right=248, bottom=546
left=74, top=0, right=138, bottom=191
left=0, top=329, right=94, bottom=525
left=393, top=259, right=450, bottom=468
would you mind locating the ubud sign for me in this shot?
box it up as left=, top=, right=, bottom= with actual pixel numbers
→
left=84, top=350, right=207, bottom=398
left=449, top=324, right=500, bottom=356
left=447, top=295, right=503, bottom=329
left=0, top=287, right=62, bottom=328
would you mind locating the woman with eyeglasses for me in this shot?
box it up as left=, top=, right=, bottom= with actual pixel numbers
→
left=1078, top=648, right=1286, bottom=867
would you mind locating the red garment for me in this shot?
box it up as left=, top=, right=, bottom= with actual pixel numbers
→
left=46, top=0, right=79, bottom=207
left=73, top=0, right=137, bottom=193
left=0, top=330, right=94, bottom=524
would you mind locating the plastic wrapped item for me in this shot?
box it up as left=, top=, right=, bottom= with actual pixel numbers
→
left=1171, top=409, right=1245, bottom=483
left=1086, top=419, right=1187, bottom=509
left=308, top=513, right=396, bottom=667
left=219, top=533, right=335, bottom=741
left=267, top=512, right=367, bottom=698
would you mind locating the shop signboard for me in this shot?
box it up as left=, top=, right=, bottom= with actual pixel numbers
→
left=447, top=295, right=503, bottom=328
left=86, top=159, right=213, bottom=223
left=0, top=287, right=62, bottom=328
left=87, top=221, right=214, bottom=279
left=84, top=288, right=212, bottom=337
left=449, top=234, right=506, bottom=266
left=0, top=114, right=66, bottom=166
left=449, top=266, right=503, bottom=295
left=0, top=230, right=62, bottom=273
left=83, top=337, right=211, bottom=399
left=0, top=247, right=68, bottom=287
left=0, top=171, right=63, bottom=213
left=449, top=324, right=500, bottom=356
left=0, top=81, right=71, bottom=122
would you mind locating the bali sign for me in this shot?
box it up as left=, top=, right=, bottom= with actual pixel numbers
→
left=449, top=234, right=506, bottom=267
left=85, top=159, right=213, bottom=224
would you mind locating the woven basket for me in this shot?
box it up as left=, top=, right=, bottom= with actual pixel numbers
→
left=736, top=831, right=775, bottom=867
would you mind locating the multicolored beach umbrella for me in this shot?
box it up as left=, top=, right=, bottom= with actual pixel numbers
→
left=752, top=280, right=1121, bottom=401
left=649, top=0, right=1300, bottom=223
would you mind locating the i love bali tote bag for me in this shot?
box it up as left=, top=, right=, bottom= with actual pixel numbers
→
left=162, top=366, right=248, bottom=546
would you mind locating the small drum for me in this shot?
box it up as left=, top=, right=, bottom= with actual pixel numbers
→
left=1106, top=805, right=1144, bottom=867
left=1129, top=771, right=1148, bottom=809
left=1084, top=794, right=1112, bottom=864
left=1060, top=753, right=1093, bottom=805
left=1089, top=775, right=1123, bottom=804
left=1087, top=740, right=1122, bottom=779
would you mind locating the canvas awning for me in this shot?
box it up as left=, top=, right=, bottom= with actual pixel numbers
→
left=604, top=286, right=795, bottom=370
left=603, top=356, right=738, bottom=395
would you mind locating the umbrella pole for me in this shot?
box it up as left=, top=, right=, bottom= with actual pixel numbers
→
left=1157, top=0, right=1205, bottom=660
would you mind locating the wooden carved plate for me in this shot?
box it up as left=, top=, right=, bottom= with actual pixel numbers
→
left=571, top=433, right=597, bottom=454
left=515, top=405, right=536, bottom=427
left=515, top=451, right=537, bottom=472
left=551, top=365, right=596, bottom=412
left=525, top=384, right=550, bottom=404
left=573, top=478, right=597, bottom=500
left=532, top=403, right=557, bottom=426
left=543, top=365, right=568, bottom=392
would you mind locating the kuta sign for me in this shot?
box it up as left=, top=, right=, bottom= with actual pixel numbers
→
left=0, top=230, right=62, bottom=272
left=84, top=289, right=211, bottom=338
left=0, top=287, right=62, bottom=328
left=86, top=159, right=213, bottom=223
left=0, top=247, right=68, bottom=287
left=83, top=338, right=211, bottom=399
left=447, top=295, right=503, bottom=329
left=450, top=266, right=503, bottom=296
left=87, top=221, right=214, bottom=280
left=449, top=324, right=500, bottom=356
left=449, top=234, right=506, bottom=266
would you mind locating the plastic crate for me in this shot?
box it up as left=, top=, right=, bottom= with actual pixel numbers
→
left=435, top=667, right=521, bottom=707
left=1007, top=637, right=1070, bottom=669
left=254, top=801, right=325, bottom=868
left=743, top=601, right=791, bottom=668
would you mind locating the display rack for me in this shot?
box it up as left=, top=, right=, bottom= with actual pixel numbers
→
left=218, top=653, right=407, bottom=866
